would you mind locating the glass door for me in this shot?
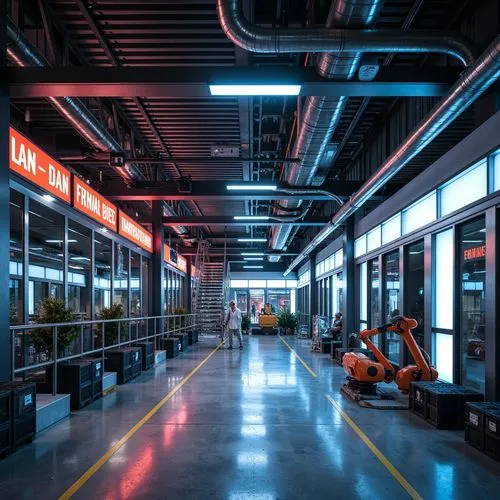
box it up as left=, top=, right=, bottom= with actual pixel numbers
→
left=249, top=289, right=265, bottom=324
left=235, top=290, right=248, bottom=315
left=383, top=251, right=400, bottom=365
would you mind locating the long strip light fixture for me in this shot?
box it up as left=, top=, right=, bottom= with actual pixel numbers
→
left=209, top=84, right=301, bottom=96
left=243, top=257, right=264, bottom=261
left=238, top=238, right=267, bottom=242
left=244, top=265, right=263, bottom=269
left=234, top=216, right=269, bottom=221
left=227, top=184, right=277, bottom=191
left=241, top=252, right=265, bottom=256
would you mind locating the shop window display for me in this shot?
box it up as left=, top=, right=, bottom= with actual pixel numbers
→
left=405, top=241, right=425, bottom=348
left=68, top=220, right=91, bottom=319
left=113, top=242, right=129, bottom=315
left=94, top=234, right=112, bottom=316
left=267, top=289, right=291, bottom=313
left=459, top=217, right=486, bottom=393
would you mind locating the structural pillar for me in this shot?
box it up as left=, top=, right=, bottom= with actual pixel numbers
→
left=185, top=258, right=192, bottom=312
left=342, top=217, right=355, bottom=348
left=152, top=201, right=165, bottom=320
left=309, top=252, right=317, bottom=338
left=0, top=2, right=11, bottom=381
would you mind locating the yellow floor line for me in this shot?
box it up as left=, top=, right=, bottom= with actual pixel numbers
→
left=326, top=395, right=423, bottom=500
left=59, top=343, right=222, bottom=500
left=278, top=335, right=318, bottom=378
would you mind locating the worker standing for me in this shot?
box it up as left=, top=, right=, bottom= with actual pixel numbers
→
left=225, top=300, right=243, bottom=350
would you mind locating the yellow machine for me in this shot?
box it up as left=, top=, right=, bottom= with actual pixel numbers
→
left=258, top=303, right=277, bottom=334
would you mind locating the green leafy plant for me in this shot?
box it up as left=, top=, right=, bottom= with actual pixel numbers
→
left=241, top=314, right=251, bottom=333
left=33, top=298, right=77, bottom=356
left=97, top=303, right=125, bottom=345
left=277, top=308, right=298, bottom=334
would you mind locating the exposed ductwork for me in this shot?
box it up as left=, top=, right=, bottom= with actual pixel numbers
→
left=270, top=0, right=384, bottom=251
left=284, top=34, right=500, bottom=275
left=7, top=18, right=190, bottom=238
left=216, top=0, right=476, bottom=66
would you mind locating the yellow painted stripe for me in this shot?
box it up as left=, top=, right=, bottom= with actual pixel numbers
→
left=59, top=343, right=222, bottom=500
left=326, top=395, right=423, bottom=500
left=278, top=335, right=318, bottom=378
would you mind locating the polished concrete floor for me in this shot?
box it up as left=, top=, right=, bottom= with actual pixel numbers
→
left=1, top=336, right=499, bottom=499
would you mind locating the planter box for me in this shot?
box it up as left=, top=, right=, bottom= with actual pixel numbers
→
left=159, top=337, right=181, bottom=358
left=170, top=334, right=189, bottom=352
left=187, top=330, right=199, bottom=345
left=0, top=389, right=10, bottom=426
left=104, top=348, right=134, bottom=385
left=132, top=342, right=155, bottom=370
left=0, top=382, right=36, bottom=420
left=81, top=358, right=104, bottom=400
left=11, top=411, right=36, bottom=451
left=55, top=361, right=93, bottom=411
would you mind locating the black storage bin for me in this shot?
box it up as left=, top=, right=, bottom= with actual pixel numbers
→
left=0, top=382, right=36, bottom=419
left=330, top=341, right=343, bottom=359
left=133, top=342, right=154, bottom=371
left=56, top=361, right=93, bottom=411
left=12, top=411, right=36, bottom=451
left=0, top=421, right=10, bottom=458
left=0, top=389, right=10, bottom=426
left=335, top=348, right=371, bottom=366
left=159, top=337, right=181, bottom=358
left=409, top=381, right=446, bottom=420
left=320, top=339, right=335, bottom=354
left=105, top=348, right=134, bottom=385
left=130, top=347, right=142, bottom=378
left=81, top=358, right=104, bottom=400
left=187, top=330, right=199, bottom=345
left=426, top=384, right=484, bottom=429
left=171, top=334, right=189, bottom=352
left=465, top=402, right=500, bottom=461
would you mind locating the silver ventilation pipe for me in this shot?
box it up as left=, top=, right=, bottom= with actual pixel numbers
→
left=270, top=0, right=383, bottom=251
left=284, top=34, right=500, bottom=275
left=7, top=19, right=190, bottom=238
left=216, top=0, right=476, bottom=66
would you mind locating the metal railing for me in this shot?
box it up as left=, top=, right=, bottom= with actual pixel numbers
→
left=9, top=313, right=197, bottom=394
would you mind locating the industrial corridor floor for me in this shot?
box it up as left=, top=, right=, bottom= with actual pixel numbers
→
left=1, top=336, right=499, bottom=500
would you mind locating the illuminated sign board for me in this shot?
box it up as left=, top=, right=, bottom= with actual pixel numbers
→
left=73, top=177, right=117, bottom=231
left=10, top=127, right=71, bottom=203
left=164, top=243, right=187, bottom=273
left=118, top=211, right=153, bottom=252
left=464, top=244, right=486, bottom=261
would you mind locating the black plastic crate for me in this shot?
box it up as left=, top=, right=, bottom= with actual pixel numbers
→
left=11, top=411, right=36, bottom=451
left=57, top=361, right=93, bottom=411
left=484, top=433, right=500, bottom=462
left=170, top=334, right=189, bottom=352
left=0, top=382, right=36, bottom=419
left=330, top=341, right=343, bottom=359
left=0, top=389, right=10, bottom=426
left=426, top=384, right=484, bottom=430
left=410, top=381, right=446, bottom=420
left=84, top=358, right=103, bottom=400
left=133, top=342, right=154, bottom=370
left=0, top=421, right=10, bottom=458
left=105, top=348, right=134, bottom=385
left=320, top=339, right=334, bottom=354
left=159, top=337, right=181, bottom=358
left=188, top=330, right=199, bottom=345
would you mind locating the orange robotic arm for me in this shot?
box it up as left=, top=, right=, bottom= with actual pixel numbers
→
left=358, top=324, right=397, bottom=382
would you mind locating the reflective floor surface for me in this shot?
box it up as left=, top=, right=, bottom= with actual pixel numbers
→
left=0, top=336, right=499, bottom=499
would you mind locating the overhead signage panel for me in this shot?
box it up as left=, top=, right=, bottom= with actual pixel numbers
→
left=163, top=243, right=187, bottom=273
left=73, top=177, right=117, bottom=231
left=10, top=127, right=71, bottom=203
left=119, top=211, right=153, bottom=252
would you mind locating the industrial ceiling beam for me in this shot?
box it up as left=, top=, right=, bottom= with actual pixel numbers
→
left=158, top=216, right=329, bottom=226
left=3, top=67, right=459, bottom=98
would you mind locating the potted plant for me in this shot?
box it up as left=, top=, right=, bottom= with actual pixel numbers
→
left=277, top=308, right=298, bottom=335
left=97, top=303, right=125, bottom=346
left=33, top=298, right=78, bottom=357
left=241, top=314, right=251, bottom=335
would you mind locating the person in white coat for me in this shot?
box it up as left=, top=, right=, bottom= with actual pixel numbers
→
left=224, top=300, right=243, bottom=350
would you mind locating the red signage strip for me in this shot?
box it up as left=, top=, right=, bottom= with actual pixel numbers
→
left=119, top=210, right=153, bottom=252
left=164, top=243, right=187, bottom=273
left=177, top=255, right=187, bottom=273
left=10, top=127, right=71, bottom=203
left=73, top=177, right=118, bottom=231
left=464, top=244, right=486, bottom=261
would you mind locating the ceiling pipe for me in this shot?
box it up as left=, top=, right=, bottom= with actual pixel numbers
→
left=7, top=18, right=189, bottom=238
left=216, top=0, right=476, bottom=66
left=269, top=0, right=382, bottom=251
left=284, top=34, right=500, bottom=276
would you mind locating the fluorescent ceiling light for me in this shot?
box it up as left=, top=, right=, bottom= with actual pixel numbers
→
left=227, top=185, right=277, bottom=191
left=244, top=265, right=263, bottom=269
left=241, top=252, right=264, bottom=256
left=100, top=227, right=109, bottom=233
left=244, top=258, right=264, bottom=261
left=209, top=84, right=301, bottom=96
left=46, top=239, right=77, bottom=243
left=71, top=256, right=91, bottom=261
left=234, top=216, right=269, bottom=221
left=42, top=194, right=55, bottom=202
left=238, top=238, right=267, bottom=242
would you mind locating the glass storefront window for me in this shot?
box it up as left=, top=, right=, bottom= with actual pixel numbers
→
left=355, top=235, right=367, bottom=258
left=249, top=289, right=265, bottom=323
left=131, top=252, right=141, bottom=317
left=369, top=259, right=380, bottom=347
left=367, top=226, right=381, bottom=253
left=459, top=217, right=485, bottom=393
left=94, top=234, right=112, bottom=316
left=402, top=192, right=437, bottom=235
left=29, top=200, right=64, bottom=317
left=434, top=229, right=454, bottom=329
left=404, top=240, right=425, bottom=348
left=267, top=289, right=291, bottom=313
left=142, top=257, right=150, bottom=316
left=382, top=213, right=401, bottom=245
left=68, top=221, right=91, bottom=319
left=359, top=262, right=367, bottom=331
left=10, top=190, right=23, bottom=324
left=235, top=290, right=248, bottom=314
left=384, top=251, right=400, bottom=364
left=113, top=243, right=129, bottom=315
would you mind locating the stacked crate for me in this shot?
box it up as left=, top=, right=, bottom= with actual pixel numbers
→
left=87, top=358, right=103, bottom=400
left=57, top=361, right=93, bottom=411
left=0, top=387, right=10, bottom=458
left=133, top=342, right=154, bottom=370
left=105, top=348, right=134, bottom=385
left=465, top=402, right=500, bottom=461
left=130, top=348, right=142, bottom=378
left=160, top=337, right=181, bottom=358
left=410, top=381, right=484, bottom=429
left=171, top=334, right=189, bottom=352
left=188, top=330, right=199, bottom=345
left=0, top=382, right=37, bottom=453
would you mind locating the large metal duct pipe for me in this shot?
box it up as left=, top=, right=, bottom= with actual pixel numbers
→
left=216, top=0, right=476, bottom=66
left=284, top=34, right=500, bottom=275
left=7, top=19, right=190, bottom=238
left=270, top=0, right=383, bottom=251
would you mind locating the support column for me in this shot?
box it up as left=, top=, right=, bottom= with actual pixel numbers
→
left=152, top=201, right=165, bottom=319
left=343, top=217, right=355, bottom=348
left=308, top=253, right=317, bottom=338
left=0, top=1, right=11, bottom=381
left=185, top=258, right=192, bottom=312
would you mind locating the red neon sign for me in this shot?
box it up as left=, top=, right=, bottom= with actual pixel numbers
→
left=464, top=244, right=486, bottom=261
left=119, top=211, right=153, bottom=252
